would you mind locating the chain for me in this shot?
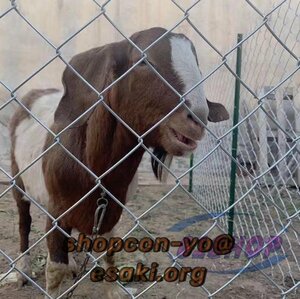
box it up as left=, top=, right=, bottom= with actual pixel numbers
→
left=66, top=191, right=108, bottom=298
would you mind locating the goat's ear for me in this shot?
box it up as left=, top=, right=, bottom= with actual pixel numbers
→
left=54, top=41, right=127, bottom=126
left=207, top=99, right=230, bottom=122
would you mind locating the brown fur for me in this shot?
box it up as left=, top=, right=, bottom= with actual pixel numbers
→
left=42, top=28, right=185, bottom=238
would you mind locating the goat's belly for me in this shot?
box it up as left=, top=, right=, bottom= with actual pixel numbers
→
left=15, top=131, right=49, bottom=205
left=14, top=93, right=62, bottom=206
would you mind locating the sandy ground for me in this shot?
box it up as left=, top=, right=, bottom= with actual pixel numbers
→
left=0, top=182, right=299, bottom=299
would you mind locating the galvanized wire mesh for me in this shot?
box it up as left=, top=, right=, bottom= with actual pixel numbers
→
left=0, top=0, right=299, bottom=298
left=193, top=0, right=300, bottom=297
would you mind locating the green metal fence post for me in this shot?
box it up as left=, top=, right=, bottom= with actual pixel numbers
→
left=228, top=33, right=243, bottom=236
left=189, top=153, right=194, bottom=192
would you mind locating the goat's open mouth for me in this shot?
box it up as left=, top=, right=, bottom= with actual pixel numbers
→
left=170, top=128, right=197, bottom=150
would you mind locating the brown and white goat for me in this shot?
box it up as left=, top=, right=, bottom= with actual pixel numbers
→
left=10, top=27, right=229, bottom=298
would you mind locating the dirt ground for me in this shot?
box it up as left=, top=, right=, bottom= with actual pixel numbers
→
left=0, top=183, right=299, bottom=299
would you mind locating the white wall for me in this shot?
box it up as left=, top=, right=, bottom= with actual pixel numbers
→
left=0, top=0, right=277, bottom=97
left=0, top=0, right=299, bottom=175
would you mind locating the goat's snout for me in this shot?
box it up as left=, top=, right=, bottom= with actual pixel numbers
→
left=187, top=108, right=208, bottom=126
left=185, top=88, right=209, bottom=126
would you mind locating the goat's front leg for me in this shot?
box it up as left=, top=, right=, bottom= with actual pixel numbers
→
left=45, top=218, right=71, bottom=298
left=102, top=228, right=128, bottom=299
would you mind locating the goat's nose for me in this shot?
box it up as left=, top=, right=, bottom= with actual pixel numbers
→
left=188, top=108, right=208, bottom=126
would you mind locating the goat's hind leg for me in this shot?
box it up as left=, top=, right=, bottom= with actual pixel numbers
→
left=12, top=182, right=32, bottom=287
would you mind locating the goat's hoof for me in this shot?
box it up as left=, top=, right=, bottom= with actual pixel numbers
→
left=16, top=254, right=32, bottom=288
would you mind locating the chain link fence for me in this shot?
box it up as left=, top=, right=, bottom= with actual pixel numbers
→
left=193, top=1, right=299, bottom=297
left=0, top=0, right=299, bottom=298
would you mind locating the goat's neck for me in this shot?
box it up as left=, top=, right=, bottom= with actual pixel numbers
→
left=85, top=105, right=144, bottom=197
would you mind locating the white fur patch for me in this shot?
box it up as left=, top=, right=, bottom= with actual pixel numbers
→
left=14, top=92, right=63, bottom=205
left=68, top=253, right=78, bottom=275
left=126, top=171, right=138, bottom=201
left=161, top=154, right=173, bottom=183
left=170, top=36, right=209, bottom=124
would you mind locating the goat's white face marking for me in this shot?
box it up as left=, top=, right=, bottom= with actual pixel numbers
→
left=170, top=36, right=209, bottom=124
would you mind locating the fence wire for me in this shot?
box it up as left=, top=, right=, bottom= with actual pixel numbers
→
left=194, top=0, right=300, bottom=297
left=0, top=0, right=299, bottom=298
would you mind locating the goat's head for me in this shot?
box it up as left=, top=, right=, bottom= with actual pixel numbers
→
left=128, top=29, right=229, bottom=155
left=55, top=27, right=229, bottom=179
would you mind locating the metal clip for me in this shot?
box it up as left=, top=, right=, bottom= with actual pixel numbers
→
left=67, top=191, right=108, bottom=298
left=92, top=191, right=108, bottom=235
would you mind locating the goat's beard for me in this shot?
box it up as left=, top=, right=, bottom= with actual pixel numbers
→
left=151, top=147, right=173, bottom=182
